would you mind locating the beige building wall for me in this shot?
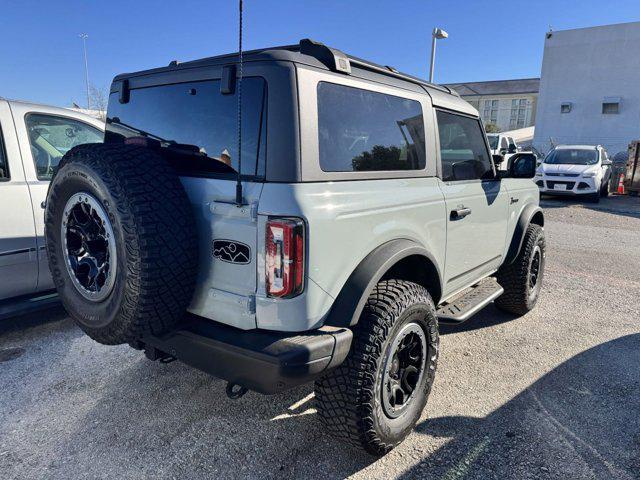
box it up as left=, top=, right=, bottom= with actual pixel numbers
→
left=462, top=93, right=537, bottom=131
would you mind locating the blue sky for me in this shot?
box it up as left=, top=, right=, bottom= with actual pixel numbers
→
left=1, top=0, right=638, bottom=108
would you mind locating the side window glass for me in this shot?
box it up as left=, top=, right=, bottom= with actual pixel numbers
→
left=0, top=125, right=8, bottom=180
left=436, top=111, right=493, bottom=182
left=500, top=137, right=508, bottom=149
left=317, top=82, right=426, bottom=172
left=25, top=114, right=103, bottom=180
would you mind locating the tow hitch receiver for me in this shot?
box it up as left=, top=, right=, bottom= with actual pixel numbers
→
left=143, top=345, right=176, bottom=363
left=226, top=382, right=248, bottom=399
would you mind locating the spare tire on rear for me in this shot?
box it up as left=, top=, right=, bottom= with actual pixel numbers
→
left=45, top=143, right=198, bottom=345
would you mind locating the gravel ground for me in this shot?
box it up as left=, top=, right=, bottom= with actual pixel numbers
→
left=1, top=195, right=639, bottom=479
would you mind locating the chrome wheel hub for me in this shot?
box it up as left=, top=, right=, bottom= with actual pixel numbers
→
left=62, top=192, right=116, bottom=302
left=381, top=322, right=427, bottom=419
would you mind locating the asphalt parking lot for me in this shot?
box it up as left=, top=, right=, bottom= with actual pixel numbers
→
left=1, top=195, right=639, bottom=480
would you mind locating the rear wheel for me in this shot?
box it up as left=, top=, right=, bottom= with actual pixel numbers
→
left=45, top=143, right=198, bottom=345
left=315, top=280, right=439, bottom=456
left=495, top=224, right=545, bottom=315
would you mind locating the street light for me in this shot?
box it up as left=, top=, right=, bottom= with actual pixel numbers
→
left=79, top=33, right=90, bottom=110
left=429, top=27, right=448, bottom=83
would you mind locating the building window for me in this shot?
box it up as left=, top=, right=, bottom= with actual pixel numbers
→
left=602, top=101, right=619, bottom=114
left=560, top=102, right=572, bottom=114
left=509, top=98, right=528, bottom=129
left=483, top=99, right=498, bottom=124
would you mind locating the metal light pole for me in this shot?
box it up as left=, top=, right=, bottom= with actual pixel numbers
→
left=429, top=27, right=448, bottom=83
left=79, top=33, right=90, bottom=110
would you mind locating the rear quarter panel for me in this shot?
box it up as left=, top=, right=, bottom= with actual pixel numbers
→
left=258, top=179, right=447, bottom=328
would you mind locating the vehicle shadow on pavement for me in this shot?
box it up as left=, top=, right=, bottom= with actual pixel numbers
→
left=0, top=305, right=68, bottom=336
left=42, top=338, right=374, bottom=478
left=439, top=304, right=519, bottom=334
left=541, top=195, right=640, bottom=219
left=401, top=334, right=640, bottom=479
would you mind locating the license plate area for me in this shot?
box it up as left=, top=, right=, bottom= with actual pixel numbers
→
left=553, top=183, right=568, bottom=191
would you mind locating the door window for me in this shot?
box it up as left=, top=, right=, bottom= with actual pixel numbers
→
left=0, top=126, right=8, bottom=180
left=26, top=114, right=103, bottom=180
left=436, top=111, right=493, bottom=182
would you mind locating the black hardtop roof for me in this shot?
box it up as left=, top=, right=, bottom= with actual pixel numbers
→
left=112, top=39, right=456, bottom=97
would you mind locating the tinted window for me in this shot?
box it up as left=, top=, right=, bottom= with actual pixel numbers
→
left=487, top=135, right=499, bottom=150
left=106, top=78, right=267, bottom=178
left=26, top=114, right=103, bottom=180
left=436, top=111, right=493, bottom=181
left=317, top=82, right=425, bottom=172
left=0, top=126, right=8, bottom=179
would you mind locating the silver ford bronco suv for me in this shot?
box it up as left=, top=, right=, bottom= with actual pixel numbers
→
left=44, top=39, right=544, bottom=455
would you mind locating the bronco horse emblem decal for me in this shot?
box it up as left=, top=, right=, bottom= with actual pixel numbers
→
left=212, top=240, right=251, bottom=264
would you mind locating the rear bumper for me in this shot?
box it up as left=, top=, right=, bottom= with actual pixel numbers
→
left=136, top=315, right=352, bottom=394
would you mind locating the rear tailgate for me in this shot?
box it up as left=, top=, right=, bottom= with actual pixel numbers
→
left=182, top=178, right=263, bottom=329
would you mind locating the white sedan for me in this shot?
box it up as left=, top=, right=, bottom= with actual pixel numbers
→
left=535, top=145, right=613, bottom=202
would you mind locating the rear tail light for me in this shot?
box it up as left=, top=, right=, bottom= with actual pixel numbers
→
left=266, top=218, right=305, bottom=298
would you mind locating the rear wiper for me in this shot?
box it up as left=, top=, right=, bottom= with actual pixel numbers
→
left=107, top=117, right=175, bottom=145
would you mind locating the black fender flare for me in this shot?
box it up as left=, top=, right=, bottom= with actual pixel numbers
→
left=504, top=204, right=544, bottom=265
left=324, top=239, right=442, bottom=328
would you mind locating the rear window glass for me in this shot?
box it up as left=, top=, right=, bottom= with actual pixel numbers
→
left=105, top=78, right=267, bottom=178
left=317, top=82, right=426, bottom=172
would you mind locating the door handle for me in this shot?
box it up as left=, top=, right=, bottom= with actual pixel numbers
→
left=450, top=207, right=472, bottom=220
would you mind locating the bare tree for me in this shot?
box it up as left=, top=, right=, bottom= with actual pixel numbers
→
left=88, top=84, right=108, bottom=120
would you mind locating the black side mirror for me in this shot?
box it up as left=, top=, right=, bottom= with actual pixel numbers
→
left=509, top=153, right=537, bottom=178
left=499, top=148, right=508, bottom=156
left=492, top=154, right=505, bottom=164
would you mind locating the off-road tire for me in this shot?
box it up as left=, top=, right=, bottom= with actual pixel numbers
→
left=495, top=224, right=545, bottom=315
left=45, top=143, right=198, bottom=345
left=314, top=280, right=439, bottom=456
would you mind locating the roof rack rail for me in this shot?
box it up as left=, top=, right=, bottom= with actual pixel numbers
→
left=296, top=39, right=452, bottom=94
left=299, top=38, right=351, bottom=74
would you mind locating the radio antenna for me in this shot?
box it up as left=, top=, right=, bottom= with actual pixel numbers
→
left=235, top=0, right=244, bottom=206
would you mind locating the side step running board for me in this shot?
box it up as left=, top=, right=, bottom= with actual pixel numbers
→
left=436, top=278, right=504, bottom=324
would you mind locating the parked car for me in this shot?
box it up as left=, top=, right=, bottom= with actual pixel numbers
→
left=487, top=133, right=520, bottom=170
left=0, top=98, right=104, bottom=306
left=535, top=144, right=612, bottom=202
left=43, top=39, right=543, bottom=455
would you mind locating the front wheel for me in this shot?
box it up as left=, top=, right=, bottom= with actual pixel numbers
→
left=314, top=280, right=439, bottom=456
left=600, top=178, right=610, bottom=198
left=495, top=224, right=546, bottom=315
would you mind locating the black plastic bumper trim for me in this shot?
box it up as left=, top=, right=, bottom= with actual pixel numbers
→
left=139, top=315, right=353, bottom=394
